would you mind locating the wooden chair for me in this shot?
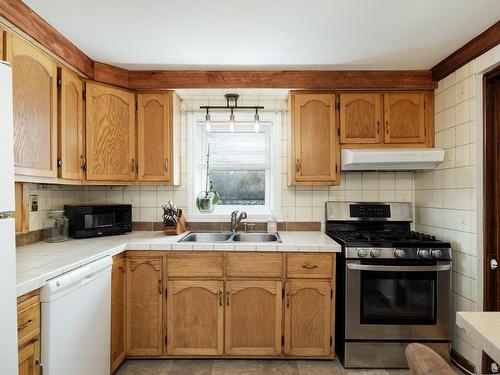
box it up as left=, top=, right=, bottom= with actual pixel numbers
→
left=405, top=343, right=457, bottom=375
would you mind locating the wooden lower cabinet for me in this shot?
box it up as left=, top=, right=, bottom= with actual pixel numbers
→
left=111, top=255, right=127, bottom=372
left=225, top=280, right=282, bottom=356
left=111, top=251, right=335, bottom=364
left=284, top=281, right=332, bottom=357
left=17, top=290, right=41, bottom=375
left=18, top=334, right=41, bottom=375
left=126, top=255, right=163, bottom=356
left=167, top=280, right=223, bottom=355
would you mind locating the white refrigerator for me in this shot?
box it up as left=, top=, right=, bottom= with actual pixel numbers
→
left=0, top=61, right=19, bottom=375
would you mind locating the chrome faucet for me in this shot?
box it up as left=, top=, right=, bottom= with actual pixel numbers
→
left=230, top=210, right=247, bottom=233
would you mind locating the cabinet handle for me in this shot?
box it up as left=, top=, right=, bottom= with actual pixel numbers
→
left=376, top=121, right=380, bottom=134
left=302, top=263, right=318, bottom=270
left=219, top=291, right=223, bottom=306
left=158, top=280, right=162, bottom=295
left=80, top=155, right=86, bottom=171
left=385, top=121, right=389, bottom=134
left=286, top=292, right=290, bottom=308
left=18, top=319, right=33, bottom=330
left=130, top=159, right=135, bottom=173
left=164, top=158, right=168, bottom=172
left=226, top=291, right=230, bottom=306
left=295, top=158, right=301, bottom=173
left=36, top=359, right=43, bottom=375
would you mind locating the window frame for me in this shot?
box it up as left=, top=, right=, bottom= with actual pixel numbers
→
left=187, top=110, right=281, bottom=221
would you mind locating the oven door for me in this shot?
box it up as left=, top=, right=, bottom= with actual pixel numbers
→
left=345, top=259, right=451, bottom=340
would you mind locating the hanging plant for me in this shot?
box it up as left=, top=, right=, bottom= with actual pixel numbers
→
left=196, top=144, right=220, bottom=213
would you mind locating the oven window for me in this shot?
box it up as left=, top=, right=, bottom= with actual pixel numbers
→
left=360, top=270, right=437, bottom=325
left=84, top=213, right=115, bottom=229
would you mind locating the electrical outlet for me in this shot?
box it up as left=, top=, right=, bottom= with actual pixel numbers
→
left=30, top=195, right=38, bottom=212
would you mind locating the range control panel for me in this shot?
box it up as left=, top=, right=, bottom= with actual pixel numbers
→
left=349, top=204, right=391, bottom=218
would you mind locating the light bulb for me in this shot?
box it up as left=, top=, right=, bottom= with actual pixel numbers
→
left=254, top=111, right=260, bottom=133
left=229, top=110, right=235, bottom=132
left=205, top=112, right=211, bottom=132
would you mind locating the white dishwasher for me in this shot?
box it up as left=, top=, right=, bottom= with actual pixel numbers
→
left=40, top=256, right=112, bottom=375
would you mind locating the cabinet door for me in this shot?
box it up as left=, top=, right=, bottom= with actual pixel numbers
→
left=59, top=68, right=84, bottom=180
left=86, top=82, right=136, bottom=181
left=340, top=93, right=382, bottom=144
left=384, top=92, right=427, bottom=144
left=111, top=256, right=126, bottom=372
left=290, top=93, right=339, bottom=185
left=18, top=334, right=41, bottom=375
left=7, top=34, right=57, bottom=179
left=284, top=281, right=332, bottom=357
left=137, top=93, right=172, bottom=182
left=167, top=280, right=223, bottom=355
left=126, top=256, right=163, bottom=356
left=225, top=280, right=282, bottom=356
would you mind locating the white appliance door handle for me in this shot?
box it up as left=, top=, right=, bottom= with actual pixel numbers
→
left=347, top=263, right=451, bottom=272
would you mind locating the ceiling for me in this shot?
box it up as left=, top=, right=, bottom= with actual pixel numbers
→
left=23, top=0, right=500, bottom=70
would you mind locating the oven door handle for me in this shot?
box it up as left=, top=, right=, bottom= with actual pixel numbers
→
left=346, top=263, right=451, bottom=272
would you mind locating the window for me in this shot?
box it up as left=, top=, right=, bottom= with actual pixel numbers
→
left=189, top=112, right=281, bottom=218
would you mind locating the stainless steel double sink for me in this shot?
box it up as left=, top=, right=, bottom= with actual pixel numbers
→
left=178, top=231, right=281, bottom=243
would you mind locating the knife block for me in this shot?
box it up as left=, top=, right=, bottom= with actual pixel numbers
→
left=163, top=209, right=187, bottom=235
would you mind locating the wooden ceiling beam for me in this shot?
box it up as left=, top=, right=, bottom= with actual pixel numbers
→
left=0, top=0, right=94, bottom=78
left=128, top=70, right=435, bottom=90
left=432, top=21, right=500, bottom=82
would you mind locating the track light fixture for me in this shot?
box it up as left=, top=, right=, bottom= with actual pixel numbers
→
left=200, top=94, right=264, bottom=132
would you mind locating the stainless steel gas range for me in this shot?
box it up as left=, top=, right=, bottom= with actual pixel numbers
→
left=326, top=202, right=452, bottom=369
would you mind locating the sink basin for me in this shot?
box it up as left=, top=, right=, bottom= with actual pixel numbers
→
left=178, top=232, right=281, bottom=243
left=179, top=232, right=231, bottom=242
left=231, top=233, right=282, bottom=243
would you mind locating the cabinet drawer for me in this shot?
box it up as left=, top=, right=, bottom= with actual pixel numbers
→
left=17, top=304, right=40, bottom=341
left=287, top=254, right=332, bottom=279
left=168, top=253, right=223, bottom=277
left=226, top=253, right=282, bottom=278
left=17, top=291, right=40, bottom=313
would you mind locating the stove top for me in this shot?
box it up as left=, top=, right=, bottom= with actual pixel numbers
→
left=327, top=229, right=448, bottom=248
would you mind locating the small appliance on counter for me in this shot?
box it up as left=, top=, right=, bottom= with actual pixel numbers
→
left=325, top=201, right=452, bottom=369
left=64, top=204, right=132, bottom=239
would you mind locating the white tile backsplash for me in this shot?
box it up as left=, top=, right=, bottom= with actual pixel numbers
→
left=415, top=60, right=477, bottom=364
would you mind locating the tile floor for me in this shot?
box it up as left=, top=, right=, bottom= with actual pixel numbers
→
left=115, top=359, right=411, bottom=375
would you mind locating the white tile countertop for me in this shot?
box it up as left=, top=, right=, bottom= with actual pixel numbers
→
left=456, top=311, right=500, bottom=365
left=16, top=231, right=341, bottom=297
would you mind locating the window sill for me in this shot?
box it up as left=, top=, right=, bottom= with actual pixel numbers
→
left=186, top=213, right=283, bottom=222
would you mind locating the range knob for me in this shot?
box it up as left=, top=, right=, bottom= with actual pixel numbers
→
left=370, top=248, right=381, bottom=258
left=357, top=248, right=368, bottom=258
left=431, top=249, right=443, bottom=258
left=417, top=249, right=430, bottom=258
left=394, top=248, right=406, bottom=258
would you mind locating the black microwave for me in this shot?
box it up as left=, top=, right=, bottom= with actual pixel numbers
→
left=64, top=205, right=132, bottom=239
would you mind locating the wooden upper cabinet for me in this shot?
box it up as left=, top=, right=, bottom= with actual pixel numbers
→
left=85, top=82, right=136, bottom=181
left=383, top=92, right=427, bottom=144
left=289, top=92, right=339, bottom=185
left=137, top=93, right=172, bottom=182
left=225, top=280, right=282, bottom=356
left=7, top=34, right=58, bottom=179
left=340, top=93, right=382, bottom=144
left=167, top=280, right=224, bottom=356
left=59, top=68, right=84, bottom=180
left=126, top=255, right=163, bottom=356
left=284, top=281, right=332, bottom=357
left=111, top=256, right=126, bottom=373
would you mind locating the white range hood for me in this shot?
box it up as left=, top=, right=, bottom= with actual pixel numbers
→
left=341, top=148, right=445, bottom=171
